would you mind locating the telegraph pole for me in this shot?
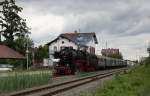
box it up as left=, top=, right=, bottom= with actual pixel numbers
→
left=26, top=33, right=29, bottom=70
left=105, top=41, right=108, bottom=69
left=0, top=32, right=1, bottom=42
left=105, top=41, right=108, bottom=50
left=0, top=26, right=2, bottom=42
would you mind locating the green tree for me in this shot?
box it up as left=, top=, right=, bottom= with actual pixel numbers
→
left=14, top=36, right=34, bottom=55
left=0, top=0, right=29, bottom=48
left=15, top=36, right=34, bottom=68
left=147, top=46, right=150, bottom=57
left=147, top=44, right=150, bottom=62
left=34, top=45, right=49, bottom=63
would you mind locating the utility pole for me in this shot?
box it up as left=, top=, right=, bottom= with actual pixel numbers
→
left=105, top=41, right=108, bottom=70
left=78, top=28, right=80, bottom=33
left=98, top=32, right=103, bottom=54
left=26, top=33, right=29, bottom=70
left=0, top=32, right=1, bottom=42
left=105, top=41, right=108, bottom=50
left=0, top=26, right=3, bottom=42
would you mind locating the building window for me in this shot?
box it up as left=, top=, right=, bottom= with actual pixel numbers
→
left=89, top=47, right=95, bottom=54
left=54, top=46, right=57, bottom=52
left=62, top=41, right=64, bottom=44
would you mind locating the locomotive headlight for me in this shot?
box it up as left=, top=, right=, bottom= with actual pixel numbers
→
left=56, top=64, right=58, bottom=67
left=52, top=58, right=60, bottom=63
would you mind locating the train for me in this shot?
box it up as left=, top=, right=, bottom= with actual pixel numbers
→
left=52, top=47, right=127, bottom=76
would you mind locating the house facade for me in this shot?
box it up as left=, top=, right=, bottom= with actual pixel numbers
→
left=46, top=32, right=98, bottom=66
left=48, top=36, right=78, bottom=54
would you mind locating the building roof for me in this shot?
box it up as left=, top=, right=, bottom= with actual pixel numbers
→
left=46, top=35, right=73, bottom=46
left=47, top=32, right=98, bottom=46
left=0, top=45, right=25, bottom=59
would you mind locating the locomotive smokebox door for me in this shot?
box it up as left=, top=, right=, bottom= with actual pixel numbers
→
left=52, top=58, right=60, bottom=75
left=52, top=58, right=60, bottom=68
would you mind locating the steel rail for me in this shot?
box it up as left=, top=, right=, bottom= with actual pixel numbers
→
left=40, top=72, right=115, bottom=96
left=6, top=68, right=127, bottom=96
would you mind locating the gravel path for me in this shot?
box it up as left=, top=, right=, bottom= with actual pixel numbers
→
left=50, top=75, right=76, bottom=84
left=52, top=75, right=114, bottom=96
left=49, top=69, right=112, bottom=85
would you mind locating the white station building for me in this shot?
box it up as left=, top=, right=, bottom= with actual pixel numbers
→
left=46, top=31, right=98, bottom=66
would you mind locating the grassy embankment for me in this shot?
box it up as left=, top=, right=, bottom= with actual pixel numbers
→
left=94, top=65, right=150, bottom=96
left=0, top=70, right=52, bottom=94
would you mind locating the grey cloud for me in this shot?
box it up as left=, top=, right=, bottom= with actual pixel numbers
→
left=40, top=0, right=149, bottom=36
left=15, top=0, right=150, bottom=60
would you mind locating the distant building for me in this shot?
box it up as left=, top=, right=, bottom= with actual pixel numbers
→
left=46, top=31, right=98, bottom=66
left=101, top=48, right=123, bottom=59
left=101, top=48, right=120, bottom=56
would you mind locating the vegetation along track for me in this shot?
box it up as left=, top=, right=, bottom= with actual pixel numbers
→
left=6, top=68, right=127, bottom=96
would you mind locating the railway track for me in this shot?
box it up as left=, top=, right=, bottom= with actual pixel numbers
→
left=6, top=68, right=127, bottom=96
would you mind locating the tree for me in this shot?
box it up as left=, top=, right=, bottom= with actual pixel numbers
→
left=34, top=45, right=49, bottom=60
left=0, top=0, right=29, bottom=48
left=15, top=36, right=34, bottom=68
left=34, top=45, right=49, bottom=66
left=14, top=36, right=34, bottom=55
left=147, top=46, right=150, bottom=57
left=142, top=45, right=150, bottom=65
left=147, top=43, right=150, bottom=62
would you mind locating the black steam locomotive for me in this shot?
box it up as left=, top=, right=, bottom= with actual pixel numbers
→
left=53, top=47, right=127, bottom=76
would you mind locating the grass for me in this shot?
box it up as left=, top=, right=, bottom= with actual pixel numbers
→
left=94, top=65, right=150, bottom=96
left=0, top=70, right=52, bottom=94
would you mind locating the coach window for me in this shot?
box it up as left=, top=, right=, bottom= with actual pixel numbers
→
left=54, top=46, right=57, bottom=52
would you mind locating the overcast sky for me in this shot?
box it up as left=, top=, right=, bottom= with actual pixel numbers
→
left=16, top=0, right=150, bottom=60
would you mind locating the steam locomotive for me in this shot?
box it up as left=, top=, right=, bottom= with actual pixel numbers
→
left=52, top=47, right=127, bottom=76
